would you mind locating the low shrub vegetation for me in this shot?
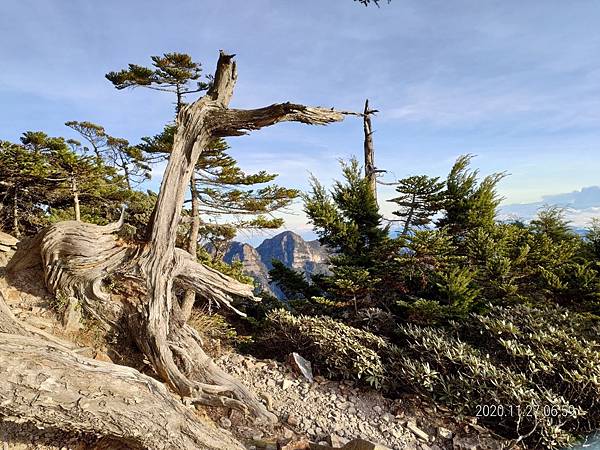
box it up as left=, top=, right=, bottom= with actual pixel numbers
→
left=262, top=305, right=599, bottom=449
left=260, top=156, right=600, bottom=449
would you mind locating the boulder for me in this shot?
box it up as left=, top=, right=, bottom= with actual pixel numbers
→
left=0, top=231, right=18, bottom=249
left=288, top=352, right=314, bottom=382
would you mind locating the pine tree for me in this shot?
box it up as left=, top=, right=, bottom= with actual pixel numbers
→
left=106, top=52, right=209, bottom=113
left=437, top=154, right=505, bottom=236
left=47, top=138, right=130, bottom=222
left=62, top=122, right=106, bottom=159
left=389, top=175, right=445, bottom=236
left=0, top=139, right=51, bottom=235
left=584, top=218, right=600, bottom=260
left=0, top=133, right=131, bottom=234
left=304, top=158, right=388, bottom=264
left=530, top=206, right=574, bottom=242
left=303, top=158, right=394, bottom=311
left=65, top=121, right=150, bottom=189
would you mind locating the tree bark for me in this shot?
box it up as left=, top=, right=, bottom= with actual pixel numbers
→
left=12, top=187, right=19, bottom=238
left=11, top=50, right=349, bottom=426
left=0, top=292, right=243, bottom=450
left=363, top=99, right=378, bottom=205
left=182, top=176, right=201, bottom=322
left=72, top=175, right=81, bottom=221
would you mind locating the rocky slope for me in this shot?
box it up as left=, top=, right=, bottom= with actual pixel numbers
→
left=216, top=351, right=508, bottom=450
left=225, top=241, right=276, bottom=296
left=222, top=231, right=330, bottom=299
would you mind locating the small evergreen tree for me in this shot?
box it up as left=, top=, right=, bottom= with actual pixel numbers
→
left=303, top=158, right=395, bottom=311
left=530, top=205, right=574, bottom=242
left=106, top=52, right=209, bottom=113
left=304, top=158, right=388, bottom=264
left=0, top=133, right=131, bottom=234
left=65, top=121, right=150, bottom=189
left=47, top=138, right=129, bottom=222
left=584, top=218, right=600, bottom=260
left=389, top=175, right=445, bottom=236
left=437, top=154, right=505, bottom=236
left=0, top=139, right=51, bottom=235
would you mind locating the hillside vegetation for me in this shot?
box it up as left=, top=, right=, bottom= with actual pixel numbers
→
left=1, top=51, right=599, bottom=450
left=258, top=156, right=600, bottom=449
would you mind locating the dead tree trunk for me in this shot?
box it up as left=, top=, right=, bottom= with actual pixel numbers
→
left=182, top=176, right=201, bottom=322
left=363, top=99, right=378, bottom=205
left=10, top=51, right=350, bottom=425
left=71, top=175, right=81, bottom=221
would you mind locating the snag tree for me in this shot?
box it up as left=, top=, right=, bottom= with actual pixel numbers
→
left=108, top=52, right=298, bottom=320
left=9, top=51, right=349, bottom=424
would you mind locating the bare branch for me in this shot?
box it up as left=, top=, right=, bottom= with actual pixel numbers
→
left=209, top=102, right=352, bottom=137
left=174, top=248, right=259, bottom=317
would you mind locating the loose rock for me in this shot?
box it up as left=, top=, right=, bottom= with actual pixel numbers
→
left=288, top=352, right=314, bottom=383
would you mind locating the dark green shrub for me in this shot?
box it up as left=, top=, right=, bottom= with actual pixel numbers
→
left=262, top=309, right=388, bottom=388
left=391, top=304, right=600, bottom=449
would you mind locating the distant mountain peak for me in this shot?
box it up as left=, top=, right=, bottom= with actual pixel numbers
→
left=222, top=231, right=330, bottom=299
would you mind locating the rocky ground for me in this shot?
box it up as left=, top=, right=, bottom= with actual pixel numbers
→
left=215, top=352, right=508, bottom=450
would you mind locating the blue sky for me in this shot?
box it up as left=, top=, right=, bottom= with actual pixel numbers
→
left=2, top=0, right=600, bottom=242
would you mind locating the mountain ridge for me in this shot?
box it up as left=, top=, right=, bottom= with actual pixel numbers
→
left=222, top=230, right=330, bottom=298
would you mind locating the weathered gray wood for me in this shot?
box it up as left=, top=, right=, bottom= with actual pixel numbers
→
left=0, top=336, right=245, bottom=450
left=0, top=291, right=244, bottom=449
left=71, top=175, right=81, bottom=221
left=363, top=99, right=378, bottom=204
left=11, top=50, right=349, bottom=425
left=132, top=51, right=346, bottom=419
left=181, top=176, right=201, bottom=322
